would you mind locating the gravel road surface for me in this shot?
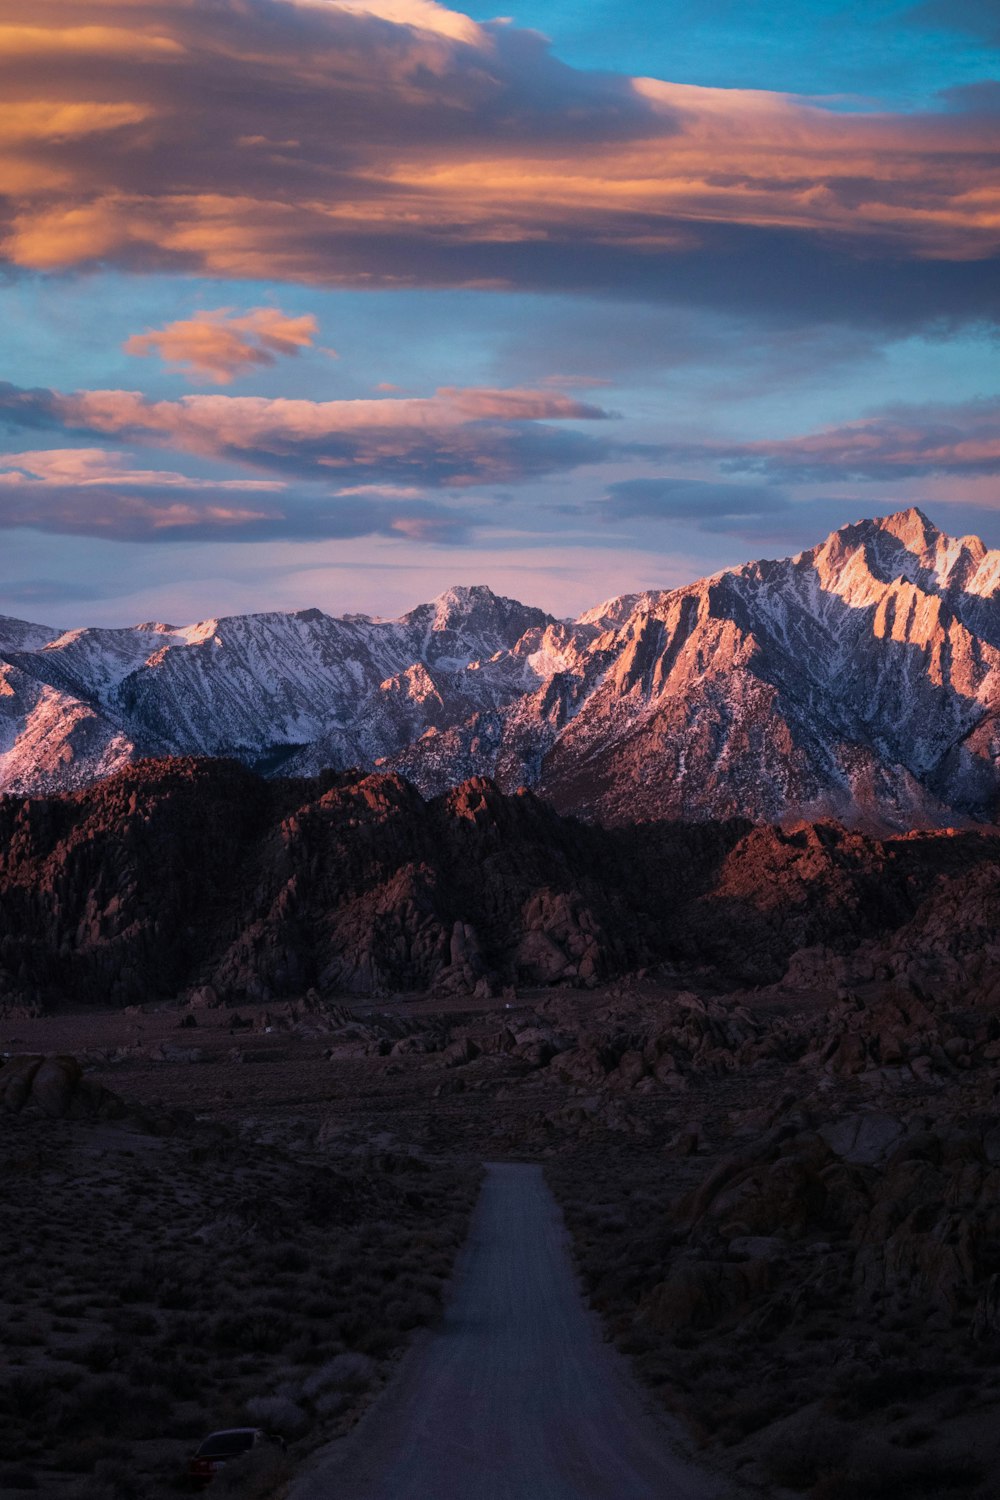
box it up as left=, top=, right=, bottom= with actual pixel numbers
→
left=291, top=1161, right=731, bottom=1500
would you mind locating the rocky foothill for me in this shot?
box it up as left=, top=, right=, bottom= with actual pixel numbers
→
left=1, top=756, right=999, bottom=1017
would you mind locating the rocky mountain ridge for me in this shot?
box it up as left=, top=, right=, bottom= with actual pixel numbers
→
left=4, top=509, right=1000, bottom=827
left=2, top=756, right=999, bottom=1013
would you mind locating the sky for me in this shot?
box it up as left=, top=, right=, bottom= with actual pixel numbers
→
left=0, top=0, right=998, bottom=624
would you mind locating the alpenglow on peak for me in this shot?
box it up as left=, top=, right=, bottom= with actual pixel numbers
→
left=2, top=510, right=1000, bottom=829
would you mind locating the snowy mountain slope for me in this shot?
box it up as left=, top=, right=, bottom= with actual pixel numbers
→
left=542, top=510, right=1000, bottom=825
left=3, top=510, right=1000, bottom=826
left=0, top=661, right=134, bottom=795
left=384, top=509, right=1000, bottom=826
left=0, top=586, right=555, bottom=787
left=0, top=615, right=62, bottom=653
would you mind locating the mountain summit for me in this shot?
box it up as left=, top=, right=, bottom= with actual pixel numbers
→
left=3, top=512, right=1000, bottom=827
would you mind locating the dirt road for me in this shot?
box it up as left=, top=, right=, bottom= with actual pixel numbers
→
left=291, top=1161, right=731, bottom=1500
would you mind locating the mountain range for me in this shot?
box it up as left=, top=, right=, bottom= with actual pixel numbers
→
left=3, top=507, right=1000, bottom=828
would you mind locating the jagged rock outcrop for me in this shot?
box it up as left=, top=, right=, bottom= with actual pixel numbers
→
left=4, top=511, right=1000, bottom=827
left=1, top=756, right=1000, bottom=1010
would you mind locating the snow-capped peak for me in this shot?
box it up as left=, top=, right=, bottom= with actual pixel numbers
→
left=4, top=512, right=1000, bottom=830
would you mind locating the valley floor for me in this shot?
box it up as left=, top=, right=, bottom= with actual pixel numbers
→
left=5, top=975, right=1000, bottom=1499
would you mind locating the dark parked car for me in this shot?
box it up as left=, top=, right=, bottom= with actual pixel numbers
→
left=188, top=1427, right=283, bottom=1487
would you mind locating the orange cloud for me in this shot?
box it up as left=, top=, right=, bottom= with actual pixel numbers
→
left=0, top=0, right=995, bottom=300
left=124, top=307, right=322, bottom=383
left=49, top=384, right=609, bottom=446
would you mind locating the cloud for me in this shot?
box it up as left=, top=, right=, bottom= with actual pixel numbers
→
left=594, top=478, right=869, bottom=553
left=124, top=307, right=322, bottom=383
left=0, top=380, right=623, bottom=487
left=597, top=482, right=1000, bottom=556
left=590, top=396, right=1000, bottom=484
left=0, top=0, right=997, bottom=326
left=0, top=445, right=474, bottom=543
left=716, top=397, right=1000, bottom=481
left=600, top=476, right=788, bottom=522
left=0, top=577, right=102, bottom=608
left=0, top=447, right=283, bottom=490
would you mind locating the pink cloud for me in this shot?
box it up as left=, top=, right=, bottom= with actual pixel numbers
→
left=720, top=399, right=1000, bottom=480
left=0, top=380, right=623, bottom=489
left=0, top=447, right=285, bottom=536
left=0, top=444, right=474, bottom=542
left=0, top=447, right=285, bottom=490
left=124, top=307, right=322, bottom=384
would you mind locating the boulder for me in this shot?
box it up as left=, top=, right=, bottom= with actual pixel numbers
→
left=0, top=1055, right=43, bottom=1112
left=30, top=1055, right=83, bottom=1117
left=820, top=1113, right=906, bottom=1166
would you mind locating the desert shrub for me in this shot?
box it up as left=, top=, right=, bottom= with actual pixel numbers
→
left=0, top=1372, right=59, bottom=1420
left=285, top=1329, right=323, bottom=1361
left=53, top=1376, right=132, bottom=1437
left=760, top=1412, right=850, bottom=1489
left=110, top=1308, right=158, bottom=1337
left=77, top=1338, right=124, bottom=1374
left=211, top=1309, right=289, bottom=1354
left=842, top=1437, right=984, bottom=1496
left=314, top=1389, right=350, bottom=1419
left=303, top=1296, right=340, bottom=1318
left=384, top=1291, right=438, bottom=1331
left=834, top=1365, right=953, bottom=1417
left=0, top=1466, right=37, bottom=1491
left=262, top=1243, right=310, bottom=1274
left=0, top=1107, right=480, bottom=1500
left=893, top=1422, right=933, bottom=1448
left=347, top=1320, right=399, bottom=1358
left=117, top=1259, right=166, bottom=1304
left=83, top=1457, right=143, bottom=1500
left=716, top=1393, right=785, bottom=1442
left=50, top=1435, right=126, bottom=1474
left=154, top=1359, right=202, bottom=1401
left=209, top=1444, right=292, bottom=1498
left=301, top=1352, right=376, bottom=1398
left=245, top=1395, right=308, bottom=1437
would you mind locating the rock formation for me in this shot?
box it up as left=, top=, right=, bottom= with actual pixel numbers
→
left=1, top=756, right=999, bottom=1010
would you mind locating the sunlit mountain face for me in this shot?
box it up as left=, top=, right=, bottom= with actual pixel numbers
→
left=0, top=0, right=997, bottom=627
left=5, top=508, right=1000, bottom=831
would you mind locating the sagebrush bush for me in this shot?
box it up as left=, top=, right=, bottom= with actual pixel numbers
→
left=301, top=1352, right=376, bottom=1398
left=245, top=1395, right=308, bottom=1437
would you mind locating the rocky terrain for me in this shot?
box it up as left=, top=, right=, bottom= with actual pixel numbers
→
left=5, top=509, right=1000, bottom=828
left=548, top=972, right=1000, bottom=1499
left=2, top=755, right=1000, bottom=1016
left=6, top=957, right=1000, bottom=1499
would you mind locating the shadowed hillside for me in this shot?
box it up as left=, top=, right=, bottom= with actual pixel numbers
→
left=1, top=756, right=998, bottom=1013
